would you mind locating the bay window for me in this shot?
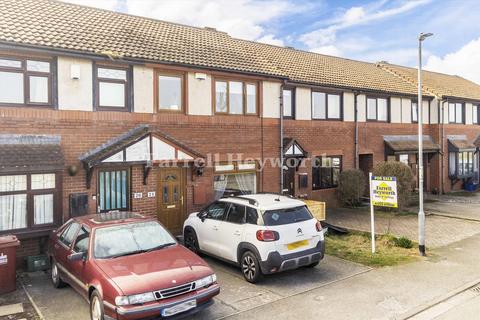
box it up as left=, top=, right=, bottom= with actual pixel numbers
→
left=213, top=162, right=257, bottom=199
left=95, top=65, right=131, bottom=111
left=367, top=97, right=389, bottom=121
left=312, top=91, right=341, bottom=120
left=448, top=102, right=464, bottom=124
left=312, top=156, right=342, bottom=189
left=0, top=56, right=52, bottom=106
left=0, top=173, right=59, bottom=233
left=214, top=80, right=258, bottom=115
left=157, top=73, right=184, bottom=111
left=449, top=151, right=474, bottom=177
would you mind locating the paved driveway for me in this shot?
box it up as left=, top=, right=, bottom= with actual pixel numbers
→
left=21, top=255, right=369, bottom=320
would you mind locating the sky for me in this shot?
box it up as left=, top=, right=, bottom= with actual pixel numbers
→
left=62, top=0, right=480, bottom=84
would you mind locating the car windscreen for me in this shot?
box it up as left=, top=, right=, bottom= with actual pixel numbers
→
left=94, top=221, right=176, bottom=259
left=263, top=206, right=313, bottom=226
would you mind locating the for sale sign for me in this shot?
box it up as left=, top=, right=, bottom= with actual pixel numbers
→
left=370, top=176, right=398, bottom=208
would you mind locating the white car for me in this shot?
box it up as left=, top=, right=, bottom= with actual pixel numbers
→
left=183, top=194, right=325, bottom=283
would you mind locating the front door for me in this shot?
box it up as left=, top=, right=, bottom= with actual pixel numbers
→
left=359, top=154, right=373, bottom=196
left=157, top=167, right=185, bottom=234
left=283, top=166, right=295, bottom=196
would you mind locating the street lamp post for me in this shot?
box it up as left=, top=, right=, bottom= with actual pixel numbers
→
left=418, top=32, right=433, bottom=256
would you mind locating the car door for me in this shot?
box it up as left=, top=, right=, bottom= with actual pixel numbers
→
left=217, top=203, right=246, bottom=262
left=55, top=221, right=81, bottom=279
left=196, top=201, right=229, bottom=256
left=66, top=224, right=91, bottom=298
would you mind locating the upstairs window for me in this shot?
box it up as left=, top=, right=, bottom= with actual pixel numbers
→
left=367, top=97, right=388, bottom=122
left=95, top=65, right=130, bottom=111
left=283, top=89, right=295, bottom=118
left=412, top=101, right=418, bottom=123
left=473, top=104, right=479, bottom=124
left=312, top=91, right=341, bottom=120
left=448, top=102, right=464, bottom=124
left=157, top=72, right=184, bottom=112
left=0, top=56, right=52, bottom=106
left=215, top=80, right=257, bottom=115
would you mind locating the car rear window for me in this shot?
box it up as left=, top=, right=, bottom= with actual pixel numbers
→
left=263, top=206, right=312, bottom=226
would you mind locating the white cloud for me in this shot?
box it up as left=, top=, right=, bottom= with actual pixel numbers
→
left=257, top=34, right=285, bottom=46
left=425, top=38, right=480, bottom=84
left=124, top=0, right=296, bottom=42
left=61, top=0, right=119, bottom=11
left=300, top=0, right=431, bottom=49
left=310, top=45, right=342, bottom=57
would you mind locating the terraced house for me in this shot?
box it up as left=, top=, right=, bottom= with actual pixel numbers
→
left=1, top=0, right=480, bottom=264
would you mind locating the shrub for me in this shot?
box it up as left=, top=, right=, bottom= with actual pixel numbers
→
left=337, top=169, right=366, bottom=207
left=390, top=236, right=414, bottom=249
left=372, top=161, right=414, bottom=210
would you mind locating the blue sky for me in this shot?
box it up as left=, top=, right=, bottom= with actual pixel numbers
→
left=63, top=0, right=480, bottom=83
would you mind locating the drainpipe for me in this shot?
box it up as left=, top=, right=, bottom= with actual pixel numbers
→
left=280, top=80, right=286, bottom=194
left=439, top=99, right=445, bottom=194
left=354, top=91, right=360, bottom=169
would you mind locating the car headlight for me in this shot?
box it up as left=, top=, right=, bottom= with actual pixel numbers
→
left=195, top=274, right=217, bottom=288
left=115, top=292, right=155, bottom=306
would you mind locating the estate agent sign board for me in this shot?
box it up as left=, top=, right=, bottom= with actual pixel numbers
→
left=369, top=174, right=398, bottom=253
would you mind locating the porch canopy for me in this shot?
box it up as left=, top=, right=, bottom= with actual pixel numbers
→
left=283, top=137, right=308, bottom=158
left=448, top=135, right=476, bottom=152
left=79, top=125, right=204, bottom=188
left=0, top=135, right=64, bottom=173
left=384, top=135, right=440, bottom=154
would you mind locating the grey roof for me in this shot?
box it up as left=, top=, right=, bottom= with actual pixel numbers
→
left=0, top=134, right=64, bottom=173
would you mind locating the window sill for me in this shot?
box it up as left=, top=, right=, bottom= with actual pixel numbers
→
left=0, top=226, right=57, bottom=240
left=312, top=187, right=338, bottom=191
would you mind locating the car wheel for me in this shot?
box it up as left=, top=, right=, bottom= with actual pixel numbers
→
left=241, top=251, right=263, bottom=283
left=90, top=290, right=105, bottom=320
left=184, top=228, right=200, bottom=253
left=51, top=260, right=66, bottom=288
left=305, top=261, right=320, bottom=268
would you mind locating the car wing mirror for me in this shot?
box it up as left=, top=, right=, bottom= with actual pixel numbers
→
left=68, top=251, right=86, bottom=262
left=197, top=212, right=207, bottom=222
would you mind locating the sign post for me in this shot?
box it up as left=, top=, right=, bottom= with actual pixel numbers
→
left=369, top=174, right=398, bottom=254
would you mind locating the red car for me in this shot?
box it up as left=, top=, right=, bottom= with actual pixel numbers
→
left=48, top=212, right=220, bottom=320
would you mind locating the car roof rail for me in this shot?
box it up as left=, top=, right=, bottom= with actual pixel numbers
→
left=228, top=196, right=259, bottom=206
left=257, top=192, right=295, bottom=199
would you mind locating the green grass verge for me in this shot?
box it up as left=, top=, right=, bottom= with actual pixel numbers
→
left=325, top=231, right=419, bottom=267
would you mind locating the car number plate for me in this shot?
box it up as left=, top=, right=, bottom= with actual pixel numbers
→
left=161, top=300, right=196, bottom=317
left=287, top=239, right=309, bottom=250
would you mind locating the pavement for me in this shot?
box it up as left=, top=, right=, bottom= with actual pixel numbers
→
left=20, top=254, right=370, bottom=320
left=423, top=193, right=480, bottom=221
